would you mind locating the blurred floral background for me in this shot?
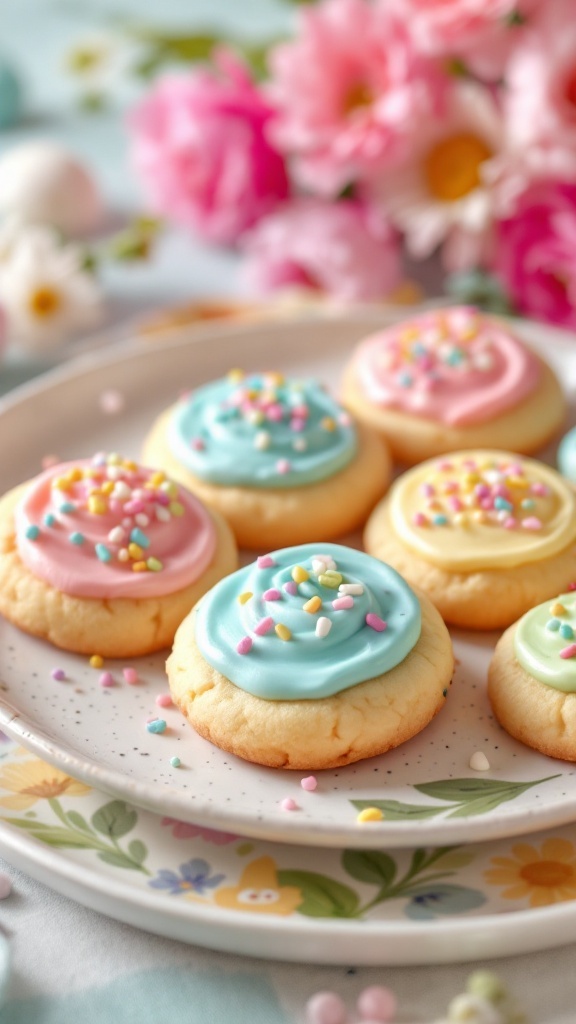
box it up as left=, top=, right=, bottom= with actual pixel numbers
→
left=2, top=0, right=576, bottom=373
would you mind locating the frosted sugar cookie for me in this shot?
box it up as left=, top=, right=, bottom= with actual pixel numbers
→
left=167, top=543, right=453, bottom=769
left=364, top=451, right=576, bottom=630
left=0, top=452, right=237, bottom=656
left=341, top=306, right=565, bottom=464
left=489, top=592, right=576, bottom=760
left=142, top=371, right=391, bottom=549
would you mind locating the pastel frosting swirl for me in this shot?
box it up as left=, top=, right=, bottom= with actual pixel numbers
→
left=353, top=306, right=541, bottom=426
left=515, top=593, right=576, bottom=693
left=390, top=451, right=576, bottom=572
left=195, top=543, right=421, bottom=700
left=15, top=453, right=216, bottom=599
left=168, top=371, right=357, bottom=488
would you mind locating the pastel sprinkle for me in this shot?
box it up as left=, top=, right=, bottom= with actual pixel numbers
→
left=51, top=668, right=66, bottom=681
left=312, top=558, right=327, bottom=573
left=433, top=514, right=448, bottom=526
left=276, top=459, right=291, bottom=474
left=469, top=751, right=490, bottom=771
left=301, top=776, right=318, bottom=792
left=155, top=693, right=173, bottom=707
left=560, top=644, right=576, bottom=659
left=413, top=512, right=428, bottom=527
left=281, top=797, right=298, bottom=811
left=89, top=654, right=104, bottom=668
left=95, top=543, right=112, bottom=563
left=339, top=583, right=364, bottom=595
left=43, top=513, right=56, bottom=527
left=254, top=431, right=271, bottom=450
left=130, top=528, right=150, bottom=549
left=550, top=602, right=566, bottom=616
left=275, top=623, right=292, bottom=641
left=522, top=517, right=542, bottom=530
left=25, top=525, right=40, bottom=540
left=170, top=756, right=181, bottom=768
left=147, top=557, right=163, bottom=572
left=146, top=718, right=167, bottom=734
left=357, top=807, right=384, bottom=823
left=69, top=531, right=84, bottom=545
left=263, top=588, right=282, bottom=601
left=236, top=636, right=253, bottom=655
left=546, top=619, right=561, bottom=631
left=99, top=672, right=114, bottom=688
left=560, top=624, right=574, bottom=639
left=123, top=667, right=139, bottom=685
left=292, top=565, right=309, bottom=583
left=366, top=613, right=387, bottom=632
left=283, top=581, right=298, bottom=596
left=257, top=555, right=276, bottom=569
left=303, top=596, right=322, bottom=614
left=253, top=616, right=274, bottom=638
left=238, top=592, right=253, bottom=604
left=108, top=526, right=125, bottom=544
left=332, top=596, right=353, bottom=610
left=169, top=502, right=185, bottom=517
left=315, top=616, right=332, bottom=638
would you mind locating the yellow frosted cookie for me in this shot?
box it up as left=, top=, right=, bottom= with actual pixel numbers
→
left=167, top=543, right=454, bottom=770
left=0, top=453, right=237, bottom=656
left=142, top=371, right=391, bottom=549
left=489, top=593, right=576, bottom=760
left=341, top=306, right=566, bottom=465
left=364, top=451, right=576, bottom=630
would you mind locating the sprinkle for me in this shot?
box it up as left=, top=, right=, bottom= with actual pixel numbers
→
left=276, top=459, right=291, bottom=474
left=470, top=751, right=490, bottom=771
left=281, top=797, right=298, bottom=811
left=88, top=496, right=107, bottom=516
left=254, top=616, right=274, bottom=636
left=560, top=623, right=574, bottom=640
left=560, top=644, right=576, bottom=659
left=118, top=548, right=129, bottom=562
left=283, top=581, right=298, bottom=596
left=257, top=555, right=276, bottom=569
left=550, top=602, right=567, bottom=616
left=312, top=558, right=327, bottom=574
left=366, top=613, right=387, bottom=632
left=58, top=501, right=76, bottom=514
left=160, top=481, right=178, bottom=498
left=494, top=497, right=513, bottom=512
left=569, top=582, right=576, bottom=592
left=264, top=588, right=282, bottom=601
left=236, top=636, right=253, bottom=655
left=503, top=517, right=517, bottom=529
left=95, top=543, right=112, bottom=563
left=275, top=623, right=292, bottom=641
left=108, top=526, right=125, bottom=544
left=238, top=592, right=253, bottom=604
left=132, top=561, right=148, bottom=572
left=68, top=531, right=84, bottom=546
left=433, top=514, right=448, bottom=526
left=254, top=431, right=271, bottom=450
left=191, top=437, right=205, bottom=451
left=531, top=482, right=548, bottom=496
left=292, top=565, right=309, bottom=583
left=333, top=596, right=353, bottom=610
left=146, top=718, right=167, bottom=734
left=99, top=672, right=114, bottom=688
left=316, top=617, right=332, bottom=638
left=122, top=667, right=139, bottom=685
left=339, top=583, right=364, bottom=595
left=51, top=668, right=66, bottom=681
left=25, top=524, right=40, bottom=541
left=357, top=807, right=384, bottom=823
left=301, top=776, right=317, bottom=792
left=303, top=596, right=322, bottom=614
left=546, top=618, right=561, bottom=632
left=521, top=498, right=536, bottom=510
left=169, top=501, right=184, bottom=517
left=128, top=542, right=144, bottom=560
left=156, top=693, right=172, bottom=706
left=135, top=513, right=150, bottom=528
left=155, top=506, right=170, bottom=522
left=147, top=557, right=163, bottom=572
left=43, top=513, right=56, bottom=527
left=413, top=512, right=428, bottom=527
left=321, top=416, right=336, bottom=431
left=89, top=654, right=103, bottom=668
left=293, top=438, right=307, bottom=452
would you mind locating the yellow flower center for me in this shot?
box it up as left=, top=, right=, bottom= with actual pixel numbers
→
left=29, top=286, right=61, bottom=319
left=423, top=132, right=492, bottom=202
left=520, top=860, right=574, bottom=887
left=67, top=47, right=106, bottom=75
left=343, top=81, right=373, bottom=115
left=179, top=881, right=192, bottom=889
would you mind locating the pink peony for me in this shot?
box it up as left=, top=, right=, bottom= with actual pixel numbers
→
left=241, top=198, right=401, bottom=302
left=493, top=182, right=576, bottom=328
left=128, top=50, right=289, bottom=245
left=267, top=0, right=447, bottom=197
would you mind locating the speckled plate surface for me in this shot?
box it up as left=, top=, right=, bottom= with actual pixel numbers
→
left=4, top=733, right=576, bottom=965
left=1, top=313, right=576, bottom=850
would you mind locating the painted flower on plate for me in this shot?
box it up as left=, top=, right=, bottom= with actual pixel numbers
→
left=484, top=837, right=576, bottom=907
left=161, top=817, right=238, bottom=845
left=214, top=856, right=302, bottom=916
left=148, top=858, right=225, bottom=896
left=0, top=759, right=90, bottom=810
left=404, top=883, right=486, bottom=921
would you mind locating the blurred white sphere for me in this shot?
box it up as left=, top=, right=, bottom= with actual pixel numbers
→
left=0, top=141, right=103, bottom=235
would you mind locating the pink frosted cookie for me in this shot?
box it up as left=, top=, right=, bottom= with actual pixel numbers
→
left=0, top=452, right=237, bottom=656
left=342, top=306, right=565, bottom=464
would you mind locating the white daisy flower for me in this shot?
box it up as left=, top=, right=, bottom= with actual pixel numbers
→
left=0, top=228, right=104, bottom=353
left=64, top=31, right=138, bottom=100
left=374, top=84, right=505, bottom=272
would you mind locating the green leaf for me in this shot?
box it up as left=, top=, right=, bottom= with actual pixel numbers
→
left=128, top=839, right=148, bottom=865
left=277, top=870, right=359, bottom=918
left=414, top=777, right=555, bottom=803
left=351, top=799, right=440, bottom=821
left=91, top=801, right=137, bottom=839
left=342, top=850, right=396, bottom=888
left=97, top=850, right=143, bottom=871
left=2, top=817, right=62, bottom=831
left=65, top=811, right=93, bottom=834
left=10, top=825, right=97, bottom=848
left=446, top=794, right=521, bottom=819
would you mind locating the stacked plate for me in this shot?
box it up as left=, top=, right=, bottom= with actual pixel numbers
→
left=2, top=313, right=576, bottom=965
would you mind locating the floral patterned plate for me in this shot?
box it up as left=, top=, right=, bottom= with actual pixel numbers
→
left=2, top=314, right=576, bottom=850
left=3, top=734, right=576, bottom=965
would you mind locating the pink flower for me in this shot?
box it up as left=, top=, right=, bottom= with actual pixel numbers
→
left=241, top=198, right=401, bottom=302
left=493, top=182, right=576, bottom=328
left=267, top=0, right=446, bottom=197
left=128, top=50, right=289, bottom=245
left=161, top=817, right=238, bottom=844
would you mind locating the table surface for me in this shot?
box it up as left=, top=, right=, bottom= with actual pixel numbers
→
left=1, top=1, right=575, bottom=1021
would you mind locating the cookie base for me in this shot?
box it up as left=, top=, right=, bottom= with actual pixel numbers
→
left=167, top=590, right=454, bottom=770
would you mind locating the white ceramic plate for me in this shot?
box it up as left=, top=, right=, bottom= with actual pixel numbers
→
left=3, top=734, right=576, bottom=965
left=1, top=313, right=576, bottom=850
